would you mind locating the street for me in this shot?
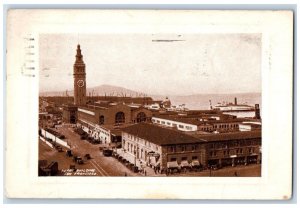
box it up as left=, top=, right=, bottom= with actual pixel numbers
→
left=39, top=126, right=141, bottom=176
left=39, top=126, right=261, bottom=177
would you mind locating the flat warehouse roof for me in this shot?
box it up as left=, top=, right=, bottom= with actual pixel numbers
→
left=122, top=123, right=261, bottom=146
left=122, top=123, right=206, bottom=146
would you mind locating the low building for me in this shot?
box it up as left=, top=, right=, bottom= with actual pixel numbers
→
left=75, top=102, right=152, bottom=145
left=93, top=124, right=126, bottom=146
left=77, top=102, right=152, bottom=127
left=188, top=131, right=262, bottom=167
left=152, top=115, right=245, bottom=133
left=239, top=121, right=262, bottom=131
left=121, top=123, right=207, bottom=171
left=121, top=123, right=261, bottom=172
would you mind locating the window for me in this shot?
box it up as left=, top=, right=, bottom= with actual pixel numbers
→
left=137, top=112, right=147, bottom=123
left=179, top=125, right=184, bottom=128
left=167, top=122, right=171, bottom=125
left=99, top=115, right=104, bottom=125
left=191, top=145, right=198, bottom=151
left=115, top=112, right=125, bottom=124
left=161, top=121, right=166, bottom=124
left=181, top=157, right=187, bottom=161
left=170, top=158, right=177, bottom=162
left=181, top=146, right=186, bottom=152
left=186, top=126, right=192, bottom=130
left=169, top=146, right=176, bottom=152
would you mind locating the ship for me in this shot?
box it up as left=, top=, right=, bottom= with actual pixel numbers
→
left=210, top=97, right=255, bottom=112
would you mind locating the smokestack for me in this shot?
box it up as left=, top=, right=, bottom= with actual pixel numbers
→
left=234, top=97, right=237, bottom=105
left=209, top=100, right=212, bottom=110
left=255, top=104, right=261, bottom=119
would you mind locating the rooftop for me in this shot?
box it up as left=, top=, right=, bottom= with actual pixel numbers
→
left=122, top=123, right=206, bottom=146
left=185, top=130, right=261, bottom=142
left=122, top=123, right=261, bottom=146
left=153, top=114, right=247, bottom=126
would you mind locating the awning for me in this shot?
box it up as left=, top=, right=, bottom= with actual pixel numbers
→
left=180, top=160, right=190, bottom=168
left=167, top=161, right=179, bottom=169
left=230, top=155, right=237, bottom=158
left=191, top=160, right=200, bottom=166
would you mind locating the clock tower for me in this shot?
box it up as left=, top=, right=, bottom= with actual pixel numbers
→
left=73, top=44, right=86, bottom=106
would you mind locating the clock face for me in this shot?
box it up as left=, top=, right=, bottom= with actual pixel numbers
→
left=77, top=80, right=85, bottom=87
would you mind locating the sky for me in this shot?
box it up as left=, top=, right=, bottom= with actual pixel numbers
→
left=39, top=33, right=261, bottom=96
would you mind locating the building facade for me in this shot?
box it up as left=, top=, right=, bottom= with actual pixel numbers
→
left=121, top=123, right=261, bottom=172
left=152, top=115, right=243, bottom=133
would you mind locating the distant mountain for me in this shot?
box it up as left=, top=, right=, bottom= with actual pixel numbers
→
left=86, top=84, right=148, bottom=97
left=39, top=85, right=261, bottom=110
left=39, top=84, right=147, bottom=97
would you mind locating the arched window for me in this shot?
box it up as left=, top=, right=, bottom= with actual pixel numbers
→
left=136, top=112, right=147, bottom=123
left=115, top=112, right=125, bottom=124
left=99, top=115, right=104, bottom=125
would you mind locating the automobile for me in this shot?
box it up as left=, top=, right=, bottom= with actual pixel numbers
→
left=69, top=165, right=76, bottom=171
left=66, top=150, right=73, bottom=157
left=56, top=146, right=63, bottom=152
left=84, top=154, right=91, bottom=160
left=86, top=136, right=93, bottom=141
left=73, top=156, right=84, bottom=164
left=103, top=148, right=113, bottom=157
left=58, top=135, right=65, bottom=139
left=76, top=157, right=84, bottom=164
left=91, top=139, right=100, bottom=144
left=210, top=164, right=220, bottom=170
left=80, top=134, right=87, bottom=140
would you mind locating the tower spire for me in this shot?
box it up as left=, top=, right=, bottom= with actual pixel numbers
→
left=75, top=44, right=84, bottom=64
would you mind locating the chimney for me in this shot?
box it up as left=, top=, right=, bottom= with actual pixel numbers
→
left=255, top=104, right=261, bottom=119
left=234, top=97, right=237, bottom=105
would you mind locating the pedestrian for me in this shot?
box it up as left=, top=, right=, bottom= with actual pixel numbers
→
left=125, top=172, right=127, bottom=177
left=234, top=171, right=238, bottom=177
left=144, top=170, right=147, bottom=176
left=154, top=166, right=157, bottom=174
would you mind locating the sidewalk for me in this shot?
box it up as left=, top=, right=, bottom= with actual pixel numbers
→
left=115, top=149, right=166, bottom=177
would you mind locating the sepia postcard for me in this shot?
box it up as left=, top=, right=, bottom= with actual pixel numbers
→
left=5, top=10, right=293, bottom=199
